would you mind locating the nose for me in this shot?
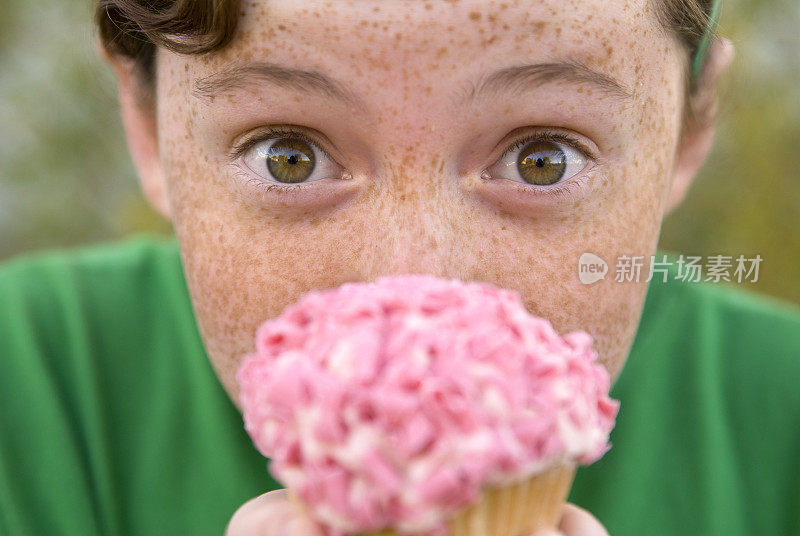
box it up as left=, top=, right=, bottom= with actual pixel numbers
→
left=368, top=182, right=468, bottom=281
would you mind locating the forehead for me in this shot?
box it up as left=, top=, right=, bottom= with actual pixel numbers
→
left=159, top=0, right=684, bottom=167
left=199, top=0, right=662, bottom=100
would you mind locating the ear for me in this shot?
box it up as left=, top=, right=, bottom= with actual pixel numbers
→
left=665, top=37, right=735, bottom=215
left=97, top=40, right=172, bottom=221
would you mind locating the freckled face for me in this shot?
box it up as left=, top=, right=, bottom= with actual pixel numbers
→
left=155, top=0, right=685, bottom=405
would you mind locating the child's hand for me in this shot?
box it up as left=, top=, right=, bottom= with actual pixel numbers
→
left=225, top=492, right=609, bottom=536
left=225, top=490, right=323, bottom=536
left=533, top=503, right=611, bottom=536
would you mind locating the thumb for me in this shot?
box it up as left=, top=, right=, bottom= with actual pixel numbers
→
left=557, top=503, right=610, bottom=536
left=225, top=489, right=324, bottom=536
left=530, top=503, right=610, bottom=536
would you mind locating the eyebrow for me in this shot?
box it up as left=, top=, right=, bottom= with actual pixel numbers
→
left=192, top=60, right=632, bottom=109
left=193, top=63, right=367, bottom=111
left=466, top=61, right=633, bottom=102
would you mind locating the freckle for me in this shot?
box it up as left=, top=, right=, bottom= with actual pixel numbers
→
left=469, top=11, right=482, bottom=21
left=277, top=24, right=286, bottom=30
left=424, top=2, right=432, bottom=9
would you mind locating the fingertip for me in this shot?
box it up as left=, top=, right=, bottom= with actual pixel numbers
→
left=558, top=503, right=610, bottom=536
left=226, top=489, right=323, bottom=536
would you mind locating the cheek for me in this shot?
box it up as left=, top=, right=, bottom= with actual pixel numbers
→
left=571, top=144, right=679, bottom=379
left=467, top=215, right=651, bottom=383
left=488, top=138, right=679, bottom=380
left=165, top=163, right=369, bottom=397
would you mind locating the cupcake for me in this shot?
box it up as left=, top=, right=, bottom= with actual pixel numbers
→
left=237, top=275, right=619, bottom=536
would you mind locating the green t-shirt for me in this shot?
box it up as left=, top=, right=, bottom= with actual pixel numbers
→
left=0, top=234, right=798, bottom=536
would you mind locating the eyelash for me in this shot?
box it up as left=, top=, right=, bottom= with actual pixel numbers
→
left=498, top=129, right=598, bottom=165
left=480, top=129, right=598, bottom=200
left=496, top=174, right=590, bottom=203
left=230, top=126, right=338, bottom=194
left=230, top=126, right=334, bottom=160
left=230, top=127, right=597, bottom=199
left=237, top=176, right=308, bottom=194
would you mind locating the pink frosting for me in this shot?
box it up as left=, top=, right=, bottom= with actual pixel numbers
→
left=237, top=275, right=619, bottom=535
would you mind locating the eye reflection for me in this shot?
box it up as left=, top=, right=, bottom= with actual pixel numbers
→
left=239, top=130, right=343, bottom=187
left=518, top=141, right=566, bottom=185
left=266, top=138, right=315, bottom=183
left=486, top=135, right=591, bottom=188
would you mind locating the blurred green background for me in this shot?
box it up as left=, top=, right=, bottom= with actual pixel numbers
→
left=0, top=0, right=798, bottom=304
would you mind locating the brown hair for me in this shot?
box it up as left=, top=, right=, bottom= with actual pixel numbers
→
left=95, top=0, right=240, bottom=107
left=95, top=0, right=718, bottom=109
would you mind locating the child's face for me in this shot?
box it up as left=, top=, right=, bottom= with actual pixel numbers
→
left=154, top=0, right=685, bottom=403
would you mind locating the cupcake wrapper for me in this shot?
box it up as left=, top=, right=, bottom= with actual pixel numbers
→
left=444, top=464, right=576, bottom=536
left=304, top=463, right=576, bottom=536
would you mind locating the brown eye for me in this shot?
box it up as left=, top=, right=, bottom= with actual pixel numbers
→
left=485, top=135, right=591, bottom=189
left=518, top=141, right=566, bottom=185
left=240, top=131, right=344, bottom=187
left=266, top=138, right=315, bottom=183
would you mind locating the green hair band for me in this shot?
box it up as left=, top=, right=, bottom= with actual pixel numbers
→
left=691, top=0, right=722, bottom=79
